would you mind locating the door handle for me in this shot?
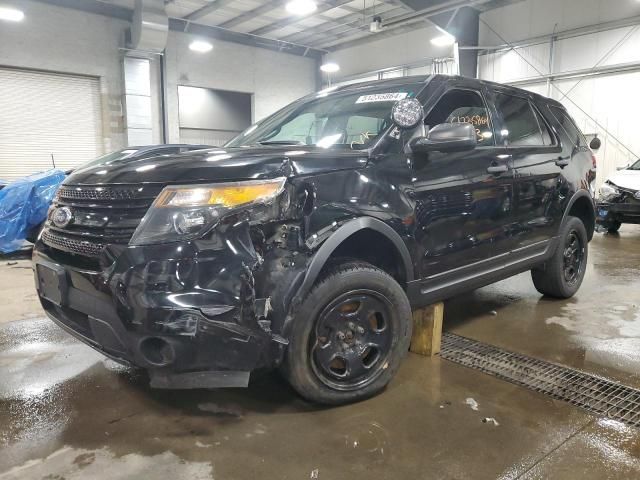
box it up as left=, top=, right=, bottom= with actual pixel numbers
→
left=487, top=164, right=509, bottom=174
left=555, top=156, right=570, bottom=168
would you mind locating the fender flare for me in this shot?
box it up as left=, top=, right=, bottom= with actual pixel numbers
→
left=296, top=217, right=414, bottom=302
left=561, top=189, right=596, bottom=239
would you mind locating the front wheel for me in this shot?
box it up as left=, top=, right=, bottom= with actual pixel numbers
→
left=531, top=216, right=588, bottom=299
left=281, top=262, right=412, bottom=405
left=607, top=221, right=622, bottom=234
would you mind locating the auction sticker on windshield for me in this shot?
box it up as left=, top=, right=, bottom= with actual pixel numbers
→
left=356, top=92, right=409, bottom=103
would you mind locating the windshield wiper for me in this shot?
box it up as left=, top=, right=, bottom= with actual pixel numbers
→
left=257, top=140, right=305, bottom=146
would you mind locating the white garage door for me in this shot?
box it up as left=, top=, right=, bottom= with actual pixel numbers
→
left=0, top=68, right=103, bottom=180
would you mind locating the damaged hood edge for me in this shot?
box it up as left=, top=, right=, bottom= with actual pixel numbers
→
left=66, top=146, right=370, bottom=185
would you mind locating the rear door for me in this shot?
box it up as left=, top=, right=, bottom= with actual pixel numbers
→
left=491, top=89, right=564, bottom=251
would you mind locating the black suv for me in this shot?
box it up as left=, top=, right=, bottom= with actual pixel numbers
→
left=33, top=75, right=597, bottom=404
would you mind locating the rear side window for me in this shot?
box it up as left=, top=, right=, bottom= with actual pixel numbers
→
left=494, top=92, right=550, bottom=147
left=549, top=106, right=587, bottom=147
left=532, top=106, right=555, bottom=146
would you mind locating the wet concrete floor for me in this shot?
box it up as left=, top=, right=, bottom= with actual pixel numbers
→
left=1, top=226, right=640, bottom=479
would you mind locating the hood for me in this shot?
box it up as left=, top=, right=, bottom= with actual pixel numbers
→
left=65, top=146, right=369, bottom=185
left=607, top=169, right=640, bottom=191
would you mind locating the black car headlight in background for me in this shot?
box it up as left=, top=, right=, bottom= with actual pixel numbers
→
left=129, top=177, right=287, bottom=246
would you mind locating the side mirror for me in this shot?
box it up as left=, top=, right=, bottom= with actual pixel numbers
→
left=589, top=137, right=601, bottom=150
left=409, top=123, right=477, bottom=154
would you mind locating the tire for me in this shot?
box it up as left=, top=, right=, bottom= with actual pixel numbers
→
left=607, top=221, right=621, bottom=234
left=281, top=261, right=412, bottom=405
left=531, top=216, right=588, bottom=299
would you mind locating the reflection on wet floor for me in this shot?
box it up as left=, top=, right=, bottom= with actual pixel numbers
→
left=1, top=226, right=640, bottom=479
left=445, top=226, right=640, bottom=388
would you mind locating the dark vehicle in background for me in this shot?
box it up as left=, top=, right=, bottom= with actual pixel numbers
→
left=597, top=159, right=640, bottom=233
left=33, top=75, right=597, bottom=404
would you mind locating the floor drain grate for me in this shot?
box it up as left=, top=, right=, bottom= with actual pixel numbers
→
left=440, top=332, right=640, bottom=426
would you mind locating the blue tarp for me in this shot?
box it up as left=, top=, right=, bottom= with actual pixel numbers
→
left=0, top=170, right=66, bottom=254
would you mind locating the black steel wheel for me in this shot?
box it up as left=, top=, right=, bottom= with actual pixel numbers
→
left=562, top=229, right=585, bottom=286
left=281, top=261, right=412, bottom=405
left=311, top=290, right=394, bottom=391
left=532, top=216, right=588, bottom=299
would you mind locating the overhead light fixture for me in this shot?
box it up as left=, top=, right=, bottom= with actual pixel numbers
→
left=189, top=40, right=213, bottom=53
left=285, top=0, right=317, bottom=16
left=0, top=6, right=24, bottom=22
left=431, top=33, right=456, bottom=47
left=320, top=62, right=340, bottom=73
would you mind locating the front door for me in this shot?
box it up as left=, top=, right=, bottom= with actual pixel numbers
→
left=411, top=86, right=514, bottom=280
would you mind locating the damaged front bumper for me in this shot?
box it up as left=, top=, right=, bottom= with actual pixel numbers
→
left=597, top=200, right=640, bottom=227
left=33, top=223, right=294, bottom=389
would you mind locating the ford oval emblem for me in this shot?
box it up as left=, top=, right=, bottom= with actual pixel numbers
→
left=52, top=207, right=73, bottom=228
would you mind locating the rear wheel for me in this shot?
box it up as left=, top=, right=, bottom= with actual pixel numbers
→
left=531, top=216, right=588, bottom=299
left=281, top=262, right=412, bottom=405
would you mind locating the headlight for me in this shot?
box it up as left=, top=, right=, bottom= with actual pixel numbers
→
left=129, top=177, right=286, bottom=246
left=599, top=182, right=620, bottom=202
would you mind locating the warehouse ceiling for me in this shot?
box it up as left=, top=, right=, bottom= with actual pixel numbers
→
left=42, top=0, right=524, bottom=55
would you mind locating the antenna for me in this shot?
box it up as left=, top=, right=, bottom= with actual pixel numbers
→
left=51, top=154, right=56, bottom=169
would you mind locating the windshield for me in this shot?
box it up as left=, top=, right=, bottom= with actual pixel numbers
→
left=629, top=159, right=640, bottom=170
left=227, top=84, right=422, bottom=150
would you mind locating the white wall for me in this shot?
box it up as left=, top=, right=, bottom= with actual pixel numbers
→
left=478, top=0, right=640, bottom=188
left=324, top=25, right=454, bottom=83
left=0, top=0, right=317, bottom=160
left=479, top=0, right=640, bottom=45
left=0, top=0, right=130, bottom=153
left=164, top=30, right=317, bottom=143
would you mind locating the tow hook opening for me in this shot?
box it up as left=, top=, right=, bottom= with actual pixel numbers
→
left=139, top=337, right=176, bottom=367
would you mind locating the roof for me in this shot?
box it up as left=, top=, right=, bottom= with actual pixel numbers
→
left=324, top=74, right=563, bottom=107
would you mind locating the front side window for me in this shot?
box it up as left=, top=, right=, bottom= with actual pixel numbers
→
left=495, top=93, right=547, bottom=147
left=227, top=85, right=422, bottom=150
left=629, top=159, right=640, bottom=170
left=424, top=89, right=495, bottom=146
left=549, top=106, right=587, bottom=148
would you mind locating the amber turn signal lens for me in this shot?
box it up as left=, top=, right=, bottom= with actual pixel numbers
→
left=154, top=178, right=286, bottom=208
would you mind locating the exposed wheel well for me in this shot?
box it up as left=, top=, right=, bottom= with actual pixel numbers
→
left=321, top=229, right=408, bottom=287
left=568, top=195, right=596, bottom=241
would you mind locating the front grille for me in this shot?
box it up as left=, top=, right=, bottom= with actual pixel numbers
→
left=42, top=184, right=164, bottom=258
left=42, top=229, right=104, bottom=258
left=57, top=186, right=140, bottom=201
left=441, top=333, right=640, bottom=427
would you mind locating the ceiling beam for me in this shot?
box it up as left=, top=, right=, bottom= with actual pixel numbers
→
left=218, top=0, right=282, bottom=29
left=169, top=17, right=325, bottom=57
left=317, top=0, right=492, bottom=50
left=34, top=0, right=325, bottom=58
left=32, top=0, right=132, bottom=21
left=321, top=18, right=429, bottom=50
left=249, top=0, right=354, bottom=36
left=282, top=5, right=408, bottom=44
left=183, top=0, right=235, bottom=21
